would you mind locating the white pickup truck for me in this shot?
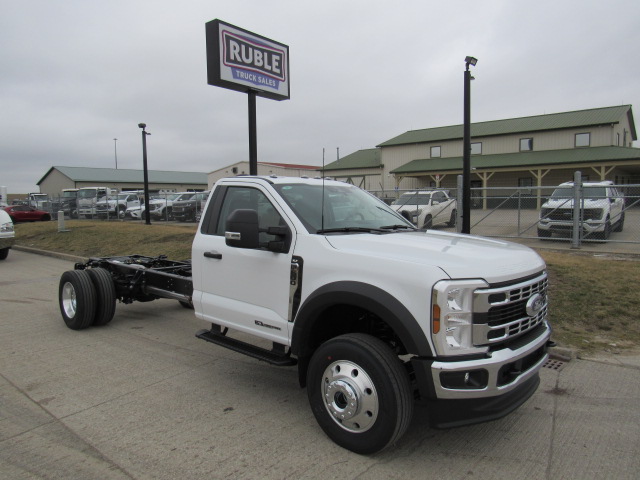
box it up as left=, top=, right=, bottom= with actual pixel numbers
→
left=58, top=176, right=551, bottom=454
left=390, top=190, right=457, bottom=228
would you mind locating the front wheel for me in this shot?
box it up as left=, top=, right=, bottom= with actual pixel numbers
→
left=0, top=248, right=8, bottom=260
left=59, top=270, right=96, bottom=330
left=448, top=209, right=457, bottom=227
left=307, top=333, right=413, bottom=454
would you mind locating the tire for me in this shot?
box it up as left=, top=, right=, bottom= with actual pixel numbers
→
left=0, top=248, right=8, bottom=260
left=614, top=212, right=625, bottom=233
left=595, top=218, right=611, bottom=241
left=307, top=333, right=413, bottom=454
left=448, top=209, right=457, bottom=227
left=179, top=300, right=194, bottom=309
left=42, top=214, right=51, bottom=221
left=423, top=215, right=433, bottom=229
left=59, top=270, right=97, bottom=330
left=537, top=228, right=552, bottom=239
left=87, top=268, right=117, bottom=326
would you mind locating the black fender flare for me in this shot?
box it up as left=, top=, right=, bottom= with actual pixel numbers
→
left=291, top=281, right=433, bottom=358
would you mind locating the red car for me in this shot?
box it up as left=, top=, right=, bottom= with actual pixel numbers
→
left=4, top=205, right=51, bottom=223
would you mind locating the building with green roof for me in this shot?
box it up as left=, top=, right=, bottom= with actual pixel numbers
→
left=323, top=105, right=640, bottom=206
left=37, top=166, right=208, bottom=195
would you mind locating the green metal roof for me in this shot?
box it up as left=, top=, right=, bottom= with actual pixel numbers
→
left=38, top=166, right=208, bottom=186
left=391, top=146, right=640, bottom=174
left=322, top=148, right=382, bottom=171
left=379, top=105, right=636, bottom=147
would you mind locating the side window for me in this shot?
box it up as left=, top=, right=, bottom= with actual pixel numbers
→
left=432, top=192, right=446, bottom=203
left=215, top=187, right=286, bottom=244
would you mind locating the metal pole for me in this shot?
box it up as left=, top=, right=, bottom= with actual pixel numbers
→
left=571, top=170, right=582, bottom=249
left=139, top=123, right=151, bottom=225
left=456, top=174, right=463, bottom=233
left=248, top=91, right=257, bottom=175
left=113, top=138, right=118, bottom=169
left=462, top=66, right=472, bottom=234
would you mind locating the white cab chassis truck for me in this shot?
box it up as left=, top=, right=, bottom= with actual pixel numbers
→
left=58, top=176, right=552, bottom=454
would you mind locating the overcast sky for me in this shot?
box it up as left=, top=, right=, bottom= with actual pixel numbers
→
left=2, top=0, right=639, bottom=193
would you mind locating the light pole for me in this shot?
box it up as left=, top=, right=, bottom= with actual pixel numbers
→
left=113, top=138, right=118, bottom=169
left=462, top=56, right=477, bottom=234
left=138, top=123, right=151, bottom=225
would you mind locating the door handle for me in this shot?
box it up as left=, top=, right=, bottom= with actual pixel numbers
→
left=204, top=251, right=222, bottom=259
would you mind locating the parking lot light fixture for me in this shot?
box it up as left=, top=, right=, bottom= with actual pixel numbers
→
left=138, top=123, right=151, bottom=225
left=462, top=56, right=478, bottom=234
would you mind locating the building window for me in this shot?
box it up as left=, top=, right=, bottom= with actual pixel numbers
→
left=575, top=133, right=590, bottom=147
left=471, top=142, right=482, bottom=155
left=520, top=138, right=533, bottom=151
left=518, top=177, right=533, bottom=194
left=431, top=146, right=441, bottom=158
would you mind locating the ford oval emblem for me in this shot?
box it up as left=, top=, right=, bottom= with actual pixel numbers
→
left=526, top=293, right=545, bottom=317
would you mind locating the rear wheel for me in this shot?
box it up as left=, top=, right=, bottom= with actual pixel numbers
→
left=0, top=248, right=8, bottom=260
left=59, top=270, right=96, bottom=330
left=87, top=268, right=117, bottom=326
left=307, top=333, right=413, bottom=454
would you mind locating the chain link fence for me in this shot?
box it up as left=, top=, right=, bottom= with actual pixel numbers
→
left=21, top=191, right=207, bottom=223
left=369, top=178, right=640, bottom=249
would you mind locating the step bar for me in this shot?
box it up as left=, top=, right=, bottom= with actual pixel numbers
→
left=196, top=327, right=297, bottom=367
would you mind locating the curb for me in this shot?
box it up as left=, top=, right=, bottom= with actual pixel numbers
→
left=13, top=245, right=87, bottom=263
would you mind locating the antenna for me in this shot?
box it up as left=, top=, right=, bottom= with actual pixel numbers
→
left=321, top=148, right=325, bottom=231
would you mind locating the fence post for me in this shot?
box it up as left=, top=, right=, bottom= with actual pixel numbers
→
left=457, top=175, right=463, bottom=233
left=571, top=170, right=582, bottom=249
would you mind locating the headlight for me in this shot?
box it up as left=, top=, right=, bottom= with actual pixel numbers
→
left=1, top=222, right=14, bottom=233
left=431, top=279, right=489, bottom=356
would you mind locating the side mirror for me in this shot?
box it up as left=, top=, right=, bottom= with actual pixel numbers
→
left=225, top=209, right=260, bottom=249
left=432, top=200, right=440, bottom=206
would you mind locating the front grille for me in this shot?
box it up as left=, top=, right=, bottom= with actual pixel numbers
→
left=542, top=208, right=602, bottom=222
left=473, top=273, right=548, bottom=347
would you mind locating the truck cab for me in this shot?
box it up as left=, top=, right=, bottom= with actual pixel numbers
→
left=191, top=176, right=551, bottom=453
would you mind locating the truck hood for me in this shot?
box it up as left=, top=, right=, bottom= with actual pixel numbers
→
left=324, top=230, right=544, bottom=284
left=542, top=198, right=608, bottom=210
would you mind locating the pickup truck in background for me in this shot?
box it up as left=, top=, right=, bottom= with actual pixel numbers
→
left=0, top=208, right=15, bottom=260
left=389, top=190, right=457, bottom=229
left=57, top=176, right=551, bottom=454
left=172, top=191, right=210, bottom=222
left=95, top=192, right=141, bottom=219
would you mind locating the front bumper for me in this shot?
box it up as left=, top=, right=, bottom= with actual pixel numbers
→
left=411, top=323, right=550, bottom=427
left=538, top=220, right=604, bottom=233
left=0, top=235, right=15, bottom=250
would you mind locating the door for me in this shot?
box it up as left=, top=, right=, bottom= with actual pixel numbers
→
left=192, top=185, right=295, bottom=344
left=431, top=191, right=453, bottom=224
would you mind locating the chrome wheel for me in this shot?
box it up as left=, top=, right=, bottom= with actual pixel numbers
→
left=61, top=281, right=77, bottom=319
left=322, top=360, right=378, bottom=433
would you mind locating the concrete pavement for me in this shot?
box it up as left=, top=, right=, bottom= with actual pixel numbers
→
left=1, top=249, right=639, bottom=479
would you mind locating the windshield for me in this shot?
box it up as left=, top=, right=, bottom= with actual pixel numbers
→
left=391, top=193, right=431, bottom=206
left=551, top=186, right=607, bottom=199
left=273, top=183, right=414, bottom=233
left=78, top=189, right=98, bottom=199
left=62, top=191, right=77, bottom=198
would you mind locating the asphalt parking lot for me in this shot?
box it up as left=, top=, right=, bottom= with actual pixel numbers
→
left=1, top=250, right=639, bottom=479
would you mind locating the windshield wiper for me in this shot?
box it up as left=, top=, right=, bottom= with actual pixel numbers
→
left=316, top=227, right=386, bottom=234
left=380, top=224, right=417, bottom=231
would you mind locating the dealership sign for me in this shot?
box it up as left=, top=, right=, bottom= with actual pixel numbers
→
left=206, top=19, right=290, bottom=101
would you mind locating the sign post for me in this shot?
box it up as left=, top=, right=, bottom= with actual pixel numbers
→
left=206, top=19, right=290, bottom=175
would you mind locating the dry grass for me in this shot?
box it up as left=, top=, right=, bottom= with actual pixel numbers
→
left=12, top=220, right=640, bottom=355
left=13, top=220, right=196, bottom=259
left=539, top=251, right=640, bottom=355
